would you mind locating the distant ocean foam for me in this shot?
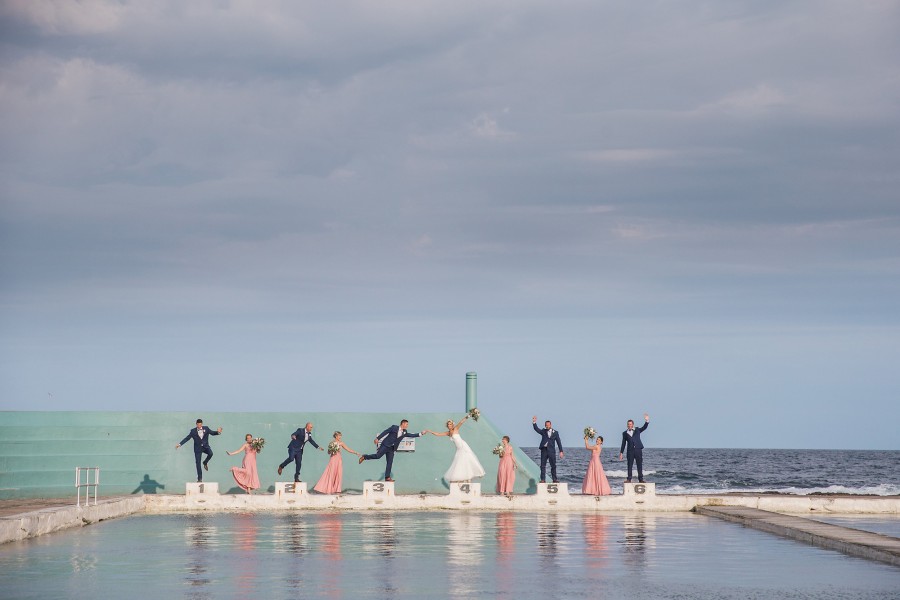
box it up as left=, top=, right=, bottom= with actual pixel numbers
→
left=661, top=483, right=900, bottom=496
left=604, top=469, right=657, bottom=478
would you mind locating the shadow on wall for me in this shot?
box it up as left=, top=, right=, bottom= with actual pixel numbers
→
left=133, top=474, right=165, bottom=494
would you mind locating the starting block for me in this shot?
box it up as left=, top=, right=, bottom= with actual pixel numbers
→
left=363, top=481, right=394, bottom=502
left=186, top=482, right=219, bottom=496
left=275, top=481, right=308, bottom=498
left=623, top=481, right=656, bottom=497
left=448, top=482, right=481, bottom=499
left=536, top=482, right=569, bottom=498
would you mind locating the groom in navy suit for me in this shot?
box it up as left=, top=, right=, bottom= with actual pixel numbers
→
left=619, top=413, right=650, bottom=483
left=358, top=419, right=422, bottom=482
left=175, top=419, right=222, bottom=482
left=532, top=416, right=564, bottom=483
left=278, top=422, right=324, bottom=482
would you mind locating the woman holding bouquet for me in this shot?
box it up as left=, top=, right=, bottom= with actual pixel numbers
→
left=582, top=434, right=611, bottom=496
left=495, top=436, right=517, bottom=496
left=314, top=431, right=360, bottom=494
left=426, top=414, right=485, bottom=482
left=227, top=434, right=261, bottom=493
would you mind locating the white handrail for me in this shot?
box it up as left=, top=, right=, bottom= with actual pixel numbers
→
left=75, top=467, right=100, bottom=507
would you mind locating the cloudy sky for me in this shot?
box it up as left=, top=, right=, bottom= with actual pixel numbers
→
left=2, top=1, right=898, bottom=449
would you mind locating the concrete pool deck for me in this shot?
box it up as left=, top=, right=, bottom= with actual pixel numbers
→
left=697, top=505, right=900, bottom=567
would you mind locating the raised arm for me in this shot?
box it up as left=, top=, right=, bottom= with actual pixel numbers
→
left=227, top=443, right=248, bottom=456
left=454, top=415, right=469, bottom=430
left=638, top=413, right=650, bottom=433
left=429, top=429, right=450, bottom=437
left=210, top=427, right=222, bottom=436
left=584, top=437, right=593, bottom=450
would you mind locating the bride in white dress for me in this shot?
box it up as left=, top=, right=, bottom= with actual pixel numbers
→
left=426, top=415, right=486, bottom=482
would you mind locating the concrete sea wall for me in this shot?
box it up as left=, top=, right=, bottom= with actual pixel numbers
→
left=0, top=410, right=541, bottom=499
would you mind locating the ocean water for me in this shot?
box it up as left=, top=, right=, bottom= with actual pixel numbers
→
left=522, top=447, right=900, bottom=495
left=2, top=511, right=899, bottom=599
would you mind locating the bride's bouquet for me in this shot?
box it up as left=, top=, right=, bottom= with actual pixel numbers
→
left=468, top=408, right=481, bottom=422
left=492, top=442, right=505, bottom=457
left=583, top=426, right=596, bottom=440
left=250, top=437, right=265, bottom=452
left=327, top=441, right=340, bottom=455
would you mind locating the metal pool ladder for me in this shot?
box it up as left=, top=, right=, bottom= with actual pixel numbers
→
left=75, top=467, right=100, bottom=507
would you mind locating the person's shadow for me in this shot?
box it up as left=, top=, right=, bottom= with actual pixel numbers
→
left=133, top=474, right=165, bottom=494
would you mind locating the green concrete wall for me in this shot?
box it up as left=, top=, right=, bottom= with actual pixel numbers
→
left=0, top=411, right=540, bottom=499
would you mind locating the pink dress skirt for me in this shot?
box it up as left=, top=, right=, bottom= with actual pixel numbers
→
left=582, top=448, right=611, bottom=496
left=314, top=451, right=343, bottom=494
left=496, top=451, right=516, bottom=494
left=231, top=449, right=260, bottom=491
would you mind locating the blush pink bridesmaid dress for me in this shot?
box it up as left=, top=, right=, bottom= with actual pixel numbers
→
left=582, top=445, right=611, bottom=496
left=231, top=448, right=260, bottom=492
left=314, top=450, right=343, bottom=494
left=496, top=448, right=516, bottom=494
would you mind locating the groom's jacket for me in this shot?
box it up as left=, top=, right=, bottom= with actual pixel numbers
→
left=288, top=429, right=319, bottom=451
left=620, top=421, right=649, bottom=454
left=533, top=423, right=563, bottom=453
left=377, top=425, right=420, bottom=449
left=179, top=427, right=219, bottom=451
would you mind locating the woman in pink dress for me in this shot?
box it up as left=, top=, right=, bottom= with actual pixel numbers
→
left=227, top=434, right=260, bottom=493
left=496, top=435, right=517, bottom=496
left=582, top=435, right=611, bottom=496
left=314, top=431, right=360, bottom=494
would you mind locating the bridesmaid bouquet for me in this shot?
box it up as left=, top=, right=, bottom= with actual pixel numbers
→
left=250, top=437, right=265, bottom=452
left=583, top=427, right=596, bottom=440
left=327, top=441, right=341, bottom=455
left=492, top=442, right=505, bottom=457
left=468, top=408, right=481, bottom=422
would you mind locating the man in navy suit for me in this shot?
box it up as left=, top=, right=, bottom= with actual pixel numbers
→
left=619, top=413, right=650, bottom=483
left=175, top=419, right=223, bottom=482
left=278, top=422, right=324, bottom=482
left=358, top=419, right=422, bottom=482
left=532, top=415, right=564, bottom=483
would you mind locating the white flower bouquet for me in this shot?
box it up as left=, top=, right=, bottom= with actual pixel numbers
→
left=327, top=441, right=340, bottom=455
left=468, top=408, right=481, bottom=422
left=492, top=442, right=504, bottom=457
left=583, top=427, right=596, bottom=440
left=250, top=437, right=265, bottom=452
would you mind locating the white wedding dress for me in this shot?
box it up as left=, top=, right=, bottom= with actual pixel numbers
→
left=443, top=433, right=486, bottom=482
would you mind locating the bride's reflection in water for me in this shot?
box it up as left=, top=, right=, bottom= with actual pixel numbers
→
left=233, top=514, right=260, bottom=596
left=582, top=514, right=610, bottom=570
left=447, top=513, right=485, bottom=598
left=184, top=515, right=217, bottom=594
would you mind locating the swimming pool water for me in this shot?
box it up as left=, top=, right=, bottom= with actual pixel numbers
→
left=2, top=512, right=898, bottom=599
